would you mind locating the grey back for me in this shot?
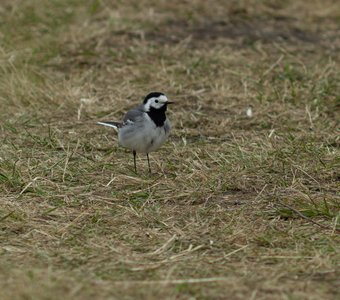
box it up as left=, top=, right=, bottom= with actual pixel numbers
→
left=123, top=104, right=145, bottom=124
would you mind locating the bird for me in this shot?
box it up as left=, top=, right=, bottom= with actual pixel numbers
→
left=97, top=92, right=173, bottom=173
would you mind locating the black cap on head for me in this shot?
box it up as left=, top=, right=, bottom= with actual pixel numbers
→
left=143, top=92, right=165, bottom=104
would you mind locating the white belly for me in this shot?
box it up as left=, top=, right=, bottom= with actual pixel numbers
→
left=118, top=119, right=170, bottom=154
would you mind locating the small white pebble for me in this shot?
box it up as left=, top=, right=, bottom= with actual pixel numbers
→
left=246, top=106, right=253, bottom=118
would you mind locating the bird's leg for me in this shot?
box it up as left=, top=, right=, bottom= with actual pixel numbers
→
left=133, top=150, right=137, bottom=173
left=146, top=153, right=151, bottom=173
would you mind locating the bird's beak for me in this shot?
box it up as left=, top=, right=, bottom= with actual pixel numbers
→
left=166, top=101, right=174, bottom=104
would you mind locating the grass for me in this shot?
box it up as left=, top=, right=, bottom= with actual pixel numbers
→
left=0, top=0, right=339, bottom=299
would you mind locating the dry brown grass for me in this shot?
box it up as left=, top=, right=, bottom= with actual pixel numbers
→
left=0, top=0, right=339, bottom=299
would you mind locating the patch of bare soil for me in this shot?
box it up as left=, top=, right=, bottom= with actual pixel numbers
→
left=146, top=18, right=321, bottom=47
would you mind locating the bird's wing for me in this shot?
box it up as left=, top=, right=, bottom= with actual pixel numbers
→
left=123, top=104, right=145, bottom=124
left=98, top=104, right=145, bottom=130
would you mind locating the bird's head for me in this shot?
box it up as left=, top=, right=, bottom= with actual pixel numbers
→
left=143, top=92, right=173, bottom=112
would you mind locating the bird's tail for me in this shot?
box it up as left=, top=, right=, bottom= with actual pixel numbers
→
left=97, top=121, right=121, bottom=131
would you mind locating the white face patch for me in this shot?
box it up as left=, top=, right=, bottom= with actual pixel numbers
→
left=144, top=95, right=168, bottom=111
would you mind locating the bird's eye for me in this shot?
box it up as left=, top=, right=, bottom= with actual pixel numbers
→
left=155, top=100, right=159, bottom=103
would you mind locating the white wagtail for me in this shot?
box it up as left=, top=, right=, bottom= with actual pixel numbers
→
left=97, top=92, right=173, bottom=173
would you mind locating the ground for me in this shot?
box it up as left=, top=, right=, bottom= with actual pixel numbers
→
left=0, top=0, right=339, bottom=299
